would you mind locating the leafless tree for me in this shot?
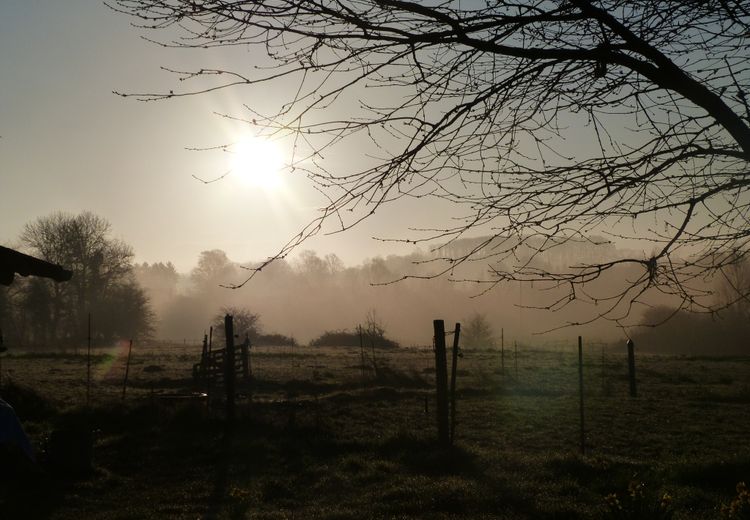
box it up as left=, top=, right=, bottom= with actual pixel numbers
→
left=717, top=250, right=750, bottom=318
left=111, top=1, right=750, bottom=328
left=212, top=305, right=261, bottom=343
left=462, top=312, right=494, bottom=348
left=19, top=212, right=153, bottom=344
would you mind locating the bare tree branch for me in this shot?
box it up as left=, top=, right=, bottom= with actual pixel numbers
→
left=110, top=0, right=750, bottom=327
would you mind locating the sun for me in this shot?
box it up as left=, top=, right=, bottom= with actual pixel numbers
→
left=230, top=136, right=284, bottom=188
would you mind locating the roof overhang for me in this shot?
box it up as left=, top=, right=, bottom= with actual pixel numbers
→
left=0, top=246, right=73, bottom=286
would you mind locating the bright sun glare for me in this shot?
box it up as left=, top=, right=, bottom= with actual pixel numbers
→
left=230, top=136, right=284, bottom=189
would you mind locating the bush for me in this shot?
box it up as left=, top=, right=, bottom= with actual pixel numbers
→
left=212, top=306, right=261, bottom=344
left=257, top=333, right=297, bottom=347
left=309, top=329, right=399, bottom=349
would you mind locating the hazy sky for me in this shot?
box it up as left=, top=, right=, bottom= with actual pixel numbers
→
left=1, top=0, right=443, bottom=272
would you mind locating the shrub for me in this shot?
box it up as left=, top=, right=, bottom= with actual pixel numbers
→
left=309, top=329, right=399, bottom=349
left=257, top=333, right=297, bottom=347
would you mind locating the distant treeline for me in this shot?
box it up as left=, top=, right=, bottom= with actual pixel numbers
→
left=7, top=212, right=746, bottom=352
left=133, top=238, right=646, bottom=346
left=633, top=306, right=750, bottom=355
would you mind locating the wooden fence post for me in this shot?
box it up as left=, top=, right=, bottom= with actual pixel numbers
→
left=358, top=325, right=366, bottom=387
left=578, top=336, right=585, bottom=455
left=627, top=339, right=637, bottom=397
left=450, top=323, right=461, bottom=445
left=122, top=339, right=133, bottom=400
left=501, top=327, right=505, bottom=378
left=86, top=313, right=91, bottom=407
left=241, top=334, right=250, bottom=380
left=433, top=320, right=450, bottom=447
left=224, top=315, right=236, bottom=423
left=205, top=330, right=212, bottom=411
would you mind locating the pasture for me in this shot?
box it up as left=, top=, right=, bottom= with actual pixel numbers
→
left=1, top=340, right=749, bottom=519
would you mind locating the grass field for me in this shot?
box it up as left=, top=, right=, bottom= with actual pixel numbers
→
left=1, top=340, right=749, bottom=519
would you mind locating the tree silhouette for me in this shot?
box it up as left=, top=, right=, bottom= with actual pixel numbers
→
left=717, top=254, right=750, bottom=319
left=462, top=313, right=494, bottom=348
left=211, top=306, right=261, bottom=344
left=9, top=212, right=153, bottom=346
left=191, top=250, right=237, bottom=289
left=113, top=1, right=750, bottom=326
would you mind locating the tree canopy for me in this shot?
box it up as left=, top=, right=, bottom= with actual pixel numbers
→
left=113, top=1, right=750, bottom=327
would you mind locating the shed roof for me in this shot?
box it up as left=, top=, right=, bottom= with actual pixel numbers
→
left=0, top=246, right=73, bottom=286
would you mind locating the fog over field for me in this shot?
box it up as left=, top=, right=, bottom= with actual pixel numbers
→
left=5, top=212, right=745, bottom=355
left=134, top=235, right=678, bottom=347
left=4, top=2, right=750, bottom=519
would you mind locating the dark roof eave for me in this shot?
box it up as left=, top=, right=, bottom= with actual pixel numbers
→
left=0, top=246, right=73, bottom=286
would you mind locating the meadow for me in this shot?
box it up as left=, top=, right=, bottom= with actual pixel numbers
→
left=1, top=339, right=749, bottom=519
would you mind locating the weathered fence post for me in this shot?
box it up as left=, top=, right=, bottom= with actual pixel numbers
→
left=122, top=339, right=133, bottom=400
left=501, top=327, right=505, bottom=378
left=578, top=336, right=585, bottom=455
left=194, top=333, right=207, bottom=381
left=358, top=325, right=366, bottom=387
left=241, top=334, right=250, bottom=380
left=627, top=339, right=637, bottom=397
left=86, top=312, right=92, bottom=407
left=224, top=315, right=236, bottom=423
left=205, top=329, right=213, bottom=411
left=450, top=322, right=461, bottom=445
left=433, top=320, right=450, bottom=446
